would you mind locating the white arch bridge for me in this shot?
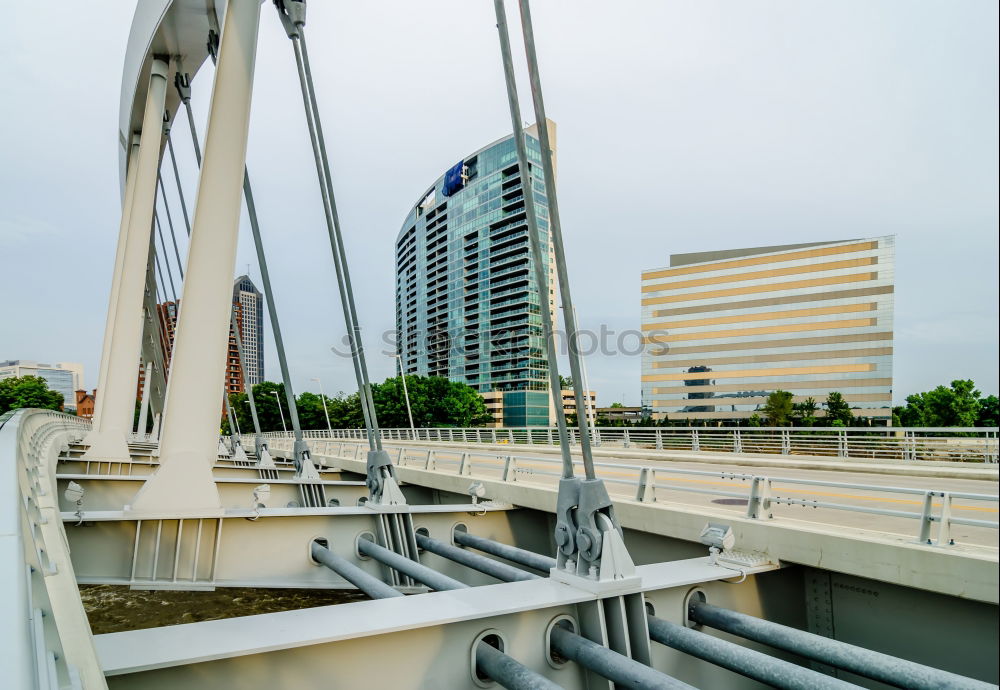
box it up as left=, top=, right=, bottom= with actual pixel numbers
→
left=2, top=1, right=998, bottom=689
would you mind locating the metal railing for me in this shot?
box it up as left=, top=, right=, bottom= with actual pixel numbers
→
left=264, top=426, right=1000, bottom=464
left=1, top=409, right=104, bottom=689
left=266, top=435, right=1000, bottom=548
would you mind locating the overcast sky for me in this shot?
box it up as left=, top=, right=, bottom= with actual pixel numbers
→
left=1, top=1, right=997, bottom=407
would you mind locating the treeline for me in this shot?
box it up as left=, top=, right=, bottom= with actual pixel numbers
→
left=0, top=375, right=64, bottom=415
left=224, top=375, right=492, bottom=434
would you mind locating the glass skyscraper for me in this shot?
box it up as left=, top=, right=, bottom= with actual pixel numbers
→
left=641, top=237, right=895, bottom=422
left=395, top=122, right=557, bottom=426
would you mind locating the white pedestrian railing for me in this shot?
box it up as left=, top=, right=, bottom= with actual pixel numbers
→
left=0, top=408, right=105, bottom=690
left=259, top=426, right=1000, bottom=464
left=265, top=435, right=1000, bottom=548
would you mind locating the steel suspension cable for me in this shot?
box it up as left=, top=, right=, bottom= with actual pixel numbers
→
left=156, top=173, right=185, bottom=276
left=492, top=0, right=574, bottom=480
left=153, top=211, right=179, bottom=303
left=281, top=15, right=382, bottom=452
left=165, top=134, right=192, bottom=237
left=516, top=0, right=597, bottom=479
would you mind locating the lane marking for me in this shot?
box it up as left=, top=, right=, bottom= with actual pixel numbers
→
left=498, top=459, right=999, bottom=514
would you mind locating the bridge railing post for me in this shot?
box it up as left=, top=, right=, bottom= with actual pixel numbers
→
left=916, top=491, right=934, bottom=543
left=502, top=456, right=517, bottom=482
left=655, top=428, right=663, bottom=450
left=937, top=492, right=954, bottom=546
left=635, top=468, right=657, bottom=503
left=746, top=476, right=773, bottom=519
left=692, top=429, right=700, bottom=452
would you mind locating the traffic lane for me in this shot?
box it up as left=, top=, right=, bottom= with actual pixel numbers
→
left=403, top=448, right=999, bottom=547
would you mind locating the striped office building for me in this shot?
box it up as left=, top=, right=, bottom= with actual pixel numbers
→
left=641, top=237, right=894, bottom=422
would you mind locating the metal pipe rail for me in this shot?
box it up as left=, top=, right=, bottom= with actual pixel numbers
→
left=647, top=616, right=859, bottom=690
left=287, top=426, right=1000, bottom=464
left=364, top=531, right=693, bottom=689
left=475, top=642, right=562, bottom=690
left=548, top=624, right=695, bottom=690
left=312, top=541, right=557, bottom=689
left=357, top=536, right=467, bottom=592
left=266, top=435, right=1000, bottom=547
left=415, top=533, right=540, bottom=582
left=688, top=601, right=997, bottom=690
left=311, top=541, right=402, bottom=600
left=452, top=530, right=558, bottom=573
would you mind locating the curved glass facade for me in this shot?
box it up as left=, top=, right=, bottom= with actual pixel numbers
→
left=395, top=122, right=557, bottom=426
left=641, top=237, right=895, bottom=422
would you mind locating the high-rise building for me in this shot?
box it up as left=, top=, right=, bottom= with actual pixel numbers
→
left=641, top=237, right=894, bottom=422
left=233, top=275, right=264, bottom=386
left=395, top=122, right=558, bottom=426
left=0, top=360, right=84, bottom=411
left=137, top=294, right=247, bottom=401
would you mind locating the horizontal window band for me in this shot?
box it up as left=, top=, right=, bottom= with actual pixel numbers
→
left=649, top=392, right=892, bottom=408
left=642, top=272, right=879, bottom=305
left=643, top=302, right=876, bottom=331
left=654, top=331, right=893, bottom=355
left=641, top=257, right=877, bottom=293
left=649, top=285, right=895, bottom=318
left=648, top=347, right=893, bottom=368
left=649, top=377, right=892, bottom=394
left=642, top=363, right=875, bottom=382
left=660, top=407, right=892, bottom=419
left=642, top=241, right=879, bottom=281
left=644, top=318, right=877, bottom=343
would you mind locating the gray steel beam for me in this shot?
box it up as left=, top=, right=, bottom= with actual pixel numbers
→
left=549, top=624, right=695, bottom=690
left=689, top=601, right=996, bottom=690
left=416, top=533, right=539, bottom=583
left=453, top=530, right=557, bottom=573
left=648, top=615, right=859, bottom=690
left=310, top=541, right=401, bottom=600
left=475, top=641, right=562, bottom=690
left=357, top=537, right=467, bottom=592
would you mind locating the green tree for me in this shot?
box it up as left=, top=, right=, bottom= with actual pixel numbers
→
left=824, top=392, right=853, bottom=427
left=792, top=397, right=818, bottom=427
left=0, top=375, right=64, bottom=415
left=977, top=395, right=999, bottom=427
left=762, top=390, right=794, bottom=426
left=371, top=376, right=491, bottom=428
left=558, top=375, right=574, bottom=390
left=897, top=380, right=983, bottom=427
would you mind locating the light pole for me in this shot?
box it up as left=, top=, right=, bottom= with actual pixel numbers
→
left=272, top=391, right=287, bottom=433
left=392, top=352, right=415, bottom=434
left=310, top=377, right=332, bottom=435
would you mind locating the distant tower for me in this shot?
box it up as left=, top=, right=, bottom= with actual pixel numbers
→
left=233, top=275, right=264, bottom=385
left=394, top=121, right=558, bottom=427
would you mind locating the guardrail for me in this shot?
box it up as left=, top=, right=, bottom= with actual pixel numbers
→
left=1, top=408, right=105, bottom=690
left=262, top=426, right=1000, bottom=464
left=267, top=435, right=1000, bottom=548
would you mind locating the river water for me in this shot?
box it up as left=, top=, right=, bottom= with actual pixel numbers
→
left=80, top=585, right=368, bottom=634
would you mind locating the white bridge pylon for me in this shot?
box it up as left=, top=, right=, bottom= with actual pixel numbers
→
left=89, top=0, right=264, bottom=515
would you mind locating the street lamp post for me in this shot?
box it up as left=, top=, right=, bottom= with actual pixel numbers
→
left=392, top=352, right=415, bottom=436
left=272, top=391, right=287, bottom=433
left=311, top=377, right=332, bottom=435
